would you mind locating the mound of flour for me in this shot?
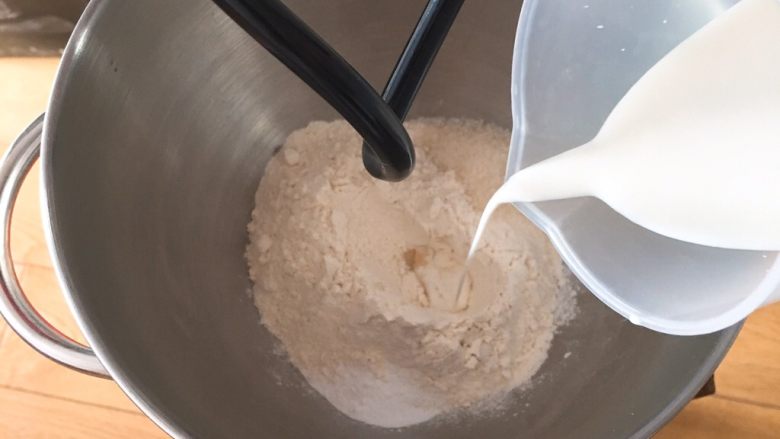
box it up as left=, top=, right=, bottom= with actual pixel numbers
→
left=246, top=119, right=576, bottom=428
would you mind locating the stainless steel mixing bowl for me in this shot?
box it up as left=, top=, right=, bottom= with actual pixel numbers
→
left=0, top=0, right=739, bottom=437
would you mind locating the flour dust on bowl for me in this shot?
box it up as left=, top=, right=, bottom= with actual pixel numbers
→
left=0, top=0, right=738, bottom=437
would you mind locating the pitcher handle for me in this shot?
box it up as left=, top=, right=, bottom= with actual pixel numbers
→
left=0, top=114, right=108, bottom=377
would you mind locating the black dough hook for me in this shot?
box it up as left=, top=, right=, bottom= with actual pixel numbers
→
left=211, top=0, right=463, bottom=182
left=364, top=0, right=464, bottom=144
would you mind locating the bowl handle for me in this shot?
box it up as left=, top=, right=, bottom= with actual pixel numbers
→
left=0, top=114, right=108, bottom=377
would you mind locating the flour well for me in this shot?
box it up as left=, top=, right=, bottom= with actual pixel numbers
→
left=246, top=119, right=576, bottom=428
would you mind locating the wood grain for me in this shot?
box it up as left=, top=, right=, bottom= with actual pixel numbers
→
left=0, top=387, right=164, bottom=439
left=0, top=58, right=59, bottom=146
left=657, top=396, right=780, bottom=439
left=0, top=264, right=139, bottom=412
left=0, top=58, right=58, bottom=269
left=716, top=304, right=780, bottom=408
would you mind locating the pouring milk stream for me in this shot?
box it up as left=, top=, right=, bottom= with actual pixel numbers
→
left=461, top=0, right=780, bottom=312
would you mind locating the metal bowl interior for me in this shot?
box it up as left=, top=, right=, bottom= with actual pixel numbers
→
left=43, top=0, right=738, bottom=437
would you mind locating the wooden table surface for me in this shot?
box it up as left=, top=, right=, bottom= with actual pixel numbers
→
left=0, top=57, right=779, bottom=438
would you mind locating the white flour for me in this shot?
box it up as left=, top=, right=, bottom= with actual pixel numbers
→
left=246, top=119, right=576, bottom=428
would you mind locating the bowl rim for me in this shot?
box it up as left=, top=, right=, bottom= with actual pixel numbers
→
left=41, top=0, right=192, bottom=437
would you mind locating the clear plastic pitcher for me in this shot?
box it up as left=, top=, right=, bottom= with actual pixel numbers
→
left=507, top=0, right=780, bottom=336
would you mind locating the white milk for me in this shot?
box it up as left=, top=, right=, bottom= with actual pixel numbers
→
left=469, top=0, right=780, bottom=260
